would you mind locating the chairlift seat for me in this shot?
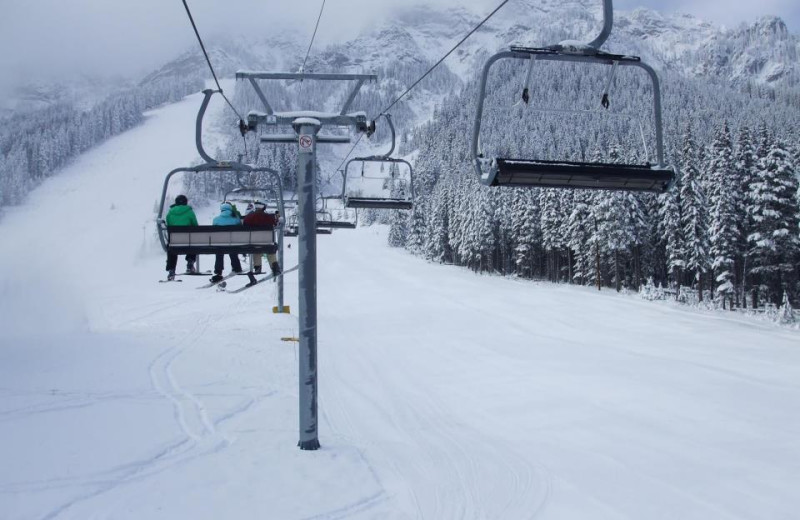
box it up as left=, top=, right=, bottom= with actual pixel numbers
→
left=345, top=197, right=413, bottom=210
left=167, top=225, right=275, bottom=255
left=488, top=158, right=673, bottom=192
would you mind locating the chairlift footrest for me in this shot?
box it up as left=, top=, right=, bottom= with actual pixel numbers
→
left=316, top=221, right=357, bottom=229
left=491, top=158, right=673, bottom=192
left=509, top=46, right=641, bottom=63
left=345, top=197, right=413, bottom=210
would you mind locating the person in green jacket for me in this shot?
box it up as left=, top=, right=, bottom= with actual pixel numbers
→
left=165, top=194, right=199, bottom=280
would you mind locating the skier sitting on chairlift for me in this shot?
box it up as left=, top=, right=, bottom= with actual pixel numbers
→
left=165, top=194, right=198, bottom=280
left=242, top=201, right=281, bottom=276
left=209, top=202, right=243, bottom=283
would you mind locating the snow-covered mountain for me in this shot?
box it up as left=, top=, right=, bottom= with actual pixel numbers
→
left=5, top=1, right=797, bottom=119
left=0, top=74, right=130, bottom=118
left=140, top=0, right=799, bottom=111
left=140, top=34, right=304, bottom=86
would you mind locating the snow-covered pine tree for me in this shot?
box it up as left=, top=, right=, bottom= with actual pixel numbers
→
left=747, top=139, right=800, bottom=305
left=540, top=189, right=563, bottom=282
left=680, top=125, right=710, bottom=301
left=658, top=171, right=684, bottom=298
left=566, top=190, right=593, bottom=285
left=707, top=123, right=738, bottom=308
left=425, top=181, right=451, bottom=263
left=734, top=125, right=757, bottom=308
left=514, top=190, right=539, bottom=279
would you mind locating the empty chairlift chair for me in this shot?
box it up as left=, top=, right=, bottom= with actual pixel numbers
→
left=471, top=0, right=675, bottom=192
left=342, top=114, right=415, bottom=210
left=316, top=196, right=357, bottom=229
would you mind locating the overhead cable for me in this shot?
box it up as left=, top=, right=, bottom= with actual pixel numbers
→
left=300, top=0, right=328, bottom=77
left=378, top=0, right=511, bottom=116
left=336, top=0, right=511, bottom=171
left=181, top=0, right=248, bottom=155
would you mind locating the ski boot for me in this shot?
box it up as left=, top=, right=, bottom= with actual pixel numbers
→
left=271, top=262, right=282, bottom=276
left=209, top=273, right=224, bottom=284
left=185, top=262, right=197, bottom=275
left=167, top=270, right=176, bottom=281
left=253, top=265, right=262, bottom=274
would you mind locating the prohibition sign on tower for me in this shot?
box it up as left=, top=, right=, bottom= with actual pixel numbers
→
left=299, top=135, right=313, bottom=150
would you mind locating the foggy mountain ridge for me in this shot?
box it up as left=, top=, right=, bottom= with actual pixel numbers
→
left=4, top=2, right=799, bottom=119
left=140, top=1, right=800, bottom=111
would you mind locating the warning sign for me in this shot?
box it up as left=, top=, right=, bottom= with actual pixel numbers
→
left=299, top=135, right=313, bottom=151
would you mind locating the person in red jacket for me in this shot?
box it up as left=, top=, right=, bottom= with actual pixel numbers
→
left=242, top=201, right=281, bottom=275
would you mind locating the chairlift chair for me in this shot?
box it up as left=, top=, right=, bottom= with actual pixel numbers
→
left=471, top=0, right=674, bottom=192
left=157, top=162, right=285, bottom=256
left=315, top=211, right=335, bottom=234
left=284, top=213, right=299, bottom=237
left=156, top=89, right=287, bottom=256
left=342, top=114, right=415, bottom=210
left=316, top=195, right=357, bottom=229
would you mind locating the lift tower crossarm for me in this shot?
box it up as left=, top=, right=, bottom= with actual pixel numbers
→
left=236, top=71, right=377, bottom=118
left=247, top=111, right=369, bottom=128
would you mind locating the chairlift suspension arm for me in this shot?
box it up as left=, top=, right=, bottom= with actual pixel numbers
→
left=587, top=0, right=614, bottom=50
left=601, top=61, right=618, bottom=109
left=522, top=57, right=535, bottom=105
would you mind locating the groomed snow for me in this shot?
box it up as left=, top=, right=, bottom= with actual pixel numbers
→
left=1, top=93, right=799, bottom=519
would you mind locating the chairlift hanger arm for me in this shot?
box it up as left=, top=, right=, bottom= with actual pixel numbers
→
left=196, top=89, right=219, bottom=164
left=587, top=0, right=614, bottom=50
left=370, top=114, right=396, bottom=159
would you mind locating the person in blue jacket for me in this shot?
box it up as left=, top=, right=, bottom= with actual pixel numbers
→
left=209, top=202, right=243, bottom=283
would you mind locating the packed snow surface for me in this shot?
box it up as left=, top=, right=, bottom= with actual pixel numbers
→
left=1, top=93, right=799, bottom=519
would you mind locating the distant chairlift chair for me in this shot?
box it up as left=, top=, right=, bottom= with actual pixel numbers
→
left=471, top=0, right=675, bottom=192
left=342, top=114, right=415, bottom=210
left=316, top=195, right=357, bottom=229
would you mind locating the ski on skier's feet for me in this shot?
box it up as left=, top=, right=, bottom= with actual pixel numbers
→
left=159, top=278, right=183, bottom=283
left=227, top=265, right=299, bottom=294
left=196, top=271, right=245, bottom=289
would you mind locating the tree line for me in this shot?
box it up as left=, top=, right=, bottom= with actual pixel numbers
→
left=0, top=76, right=203, bottom=208
left=389, top=63, right=800, bottom=309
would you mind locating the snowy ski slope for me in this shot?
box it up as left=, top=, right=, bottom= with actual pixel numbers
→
left=1, top=93, right=799, bottom=519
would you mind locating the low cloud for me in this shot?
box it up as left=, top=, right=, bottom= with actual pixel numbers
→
left=1, top=0, right=796, bottom=91
left=618, top=0, right=799, bottom=30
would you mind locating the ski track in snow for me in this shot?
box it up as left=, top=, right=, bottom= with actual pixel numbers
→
left=1, top=91, right=800, bottom=519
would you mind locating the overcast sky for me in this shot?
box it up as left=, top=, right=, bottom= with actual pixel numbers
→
left=1, top=0, right=798, bottom=90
